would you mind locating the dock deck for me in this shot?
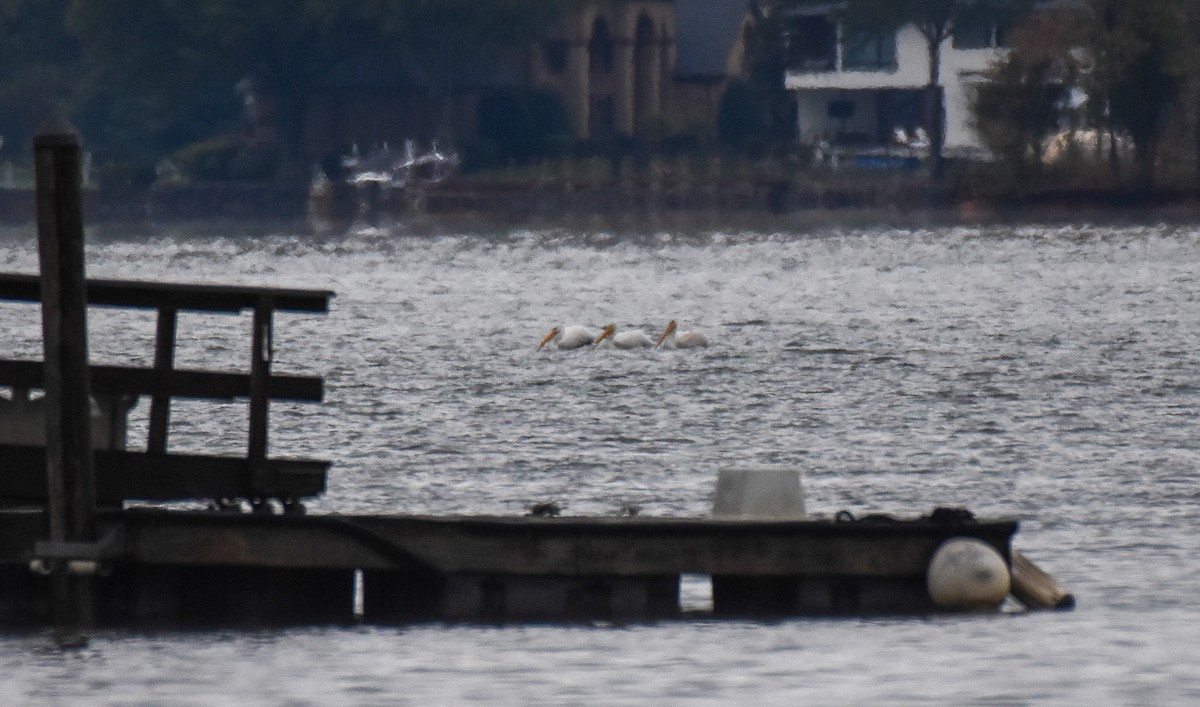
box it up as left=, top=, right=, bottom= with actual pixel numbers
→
left=0, top=506, right=1018, bottom=626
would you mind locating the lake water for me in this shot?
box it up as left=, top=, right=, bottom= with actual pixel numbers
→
left=1, top=220, right=1199, bottom=704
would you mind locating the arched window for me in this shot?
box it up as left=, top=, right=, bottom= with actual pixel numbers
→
left=634, top=15, right=658, bottom=128
left=589, top=18, right=614, bottom=74
left=543, top=41, right=568, bottom=74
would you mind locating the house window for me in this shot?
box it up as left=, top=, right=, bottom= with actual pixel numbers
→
left=842, top=30, right=896, bottom=71
left=590, top=19, right=614, bottom=74
left=785, top=15, right=837, bottom=72
left=953, top=15, right=1015, bottom=49
left=995, top=16, right=1015, bottom=48
left=543, top=41, right=568, bottom=74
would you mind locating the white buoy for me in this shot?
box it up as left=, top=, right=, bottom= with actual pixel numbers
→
left=712, top=467, right=805, bottom=519
left=926, top=537, right=1011, bottom=611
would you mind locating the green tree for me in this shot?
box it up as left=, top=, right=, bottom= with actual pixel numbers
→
left=476, top=88, right=571, bottom=164
left=970, top=9, right=1080, bottom=189
left=64, top=1, right=576, bottom=179
left=0, top=0, right=80, bottom=161
left=1082, top=0, right=1181, bottom=187
left=1174, top=1, right=1200, bottom=188
left=717, top=79, right=772, bottom=154
left=66, top=1, right=383, bottom=175
left=361, top=0, right=577, bottom=147
left=1141, top=0, right=1200, bottom=189
left=744, top=1, right=797, bottom=151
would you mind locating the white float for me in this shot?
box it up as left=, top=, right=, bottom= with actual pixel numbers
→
left=926, top=537, right=1011, bottom=611
left=711, top=467, right=805, bottom=519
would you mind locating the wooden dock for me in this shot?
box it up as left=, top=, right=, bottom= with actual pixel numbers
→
left=0, top=506, right=1021, bottom=626
left=0, top=269, right=1037, bottom=628
left=0, top=272, right=332, bottom=506
left=1, top=121, right=1069, bottom=636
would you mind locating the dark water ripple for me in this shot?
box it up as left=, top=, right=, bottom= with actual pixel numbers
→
left=2, top=223, right=1200, bottom=702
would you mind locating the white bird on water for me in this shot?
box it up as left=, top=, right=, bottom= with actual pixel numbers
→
left=538, top=325, right=599, bottom=350
left=656, top=319, right=709, bottom=349
left=593, top=323, right=655, bottom=349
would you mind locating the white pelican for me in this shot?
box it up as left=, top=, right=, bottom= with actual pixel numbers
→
left=594, top=323, right=654, bottom=349
left=656, top=320, right=709, bottom=349
left=538, top=325, right=598, bottom=350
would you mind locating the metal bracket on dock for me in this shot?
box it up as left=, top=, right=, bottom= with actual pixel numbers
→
left=29, top=528, right=124, bottom=576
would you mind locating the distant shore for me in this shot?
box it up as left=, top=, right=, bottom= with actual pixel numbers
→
left=2, top=179, right=1198, bottom=236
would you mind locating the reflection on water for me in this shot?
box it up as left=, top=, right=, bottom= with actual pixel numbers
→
left=1, top=223, right=1199, bottom=703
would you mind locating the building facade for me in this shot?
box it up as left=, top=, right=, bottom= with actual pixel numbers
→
left=532, top=1, right=676, bottom=139
left=783, top=9, right=1010, bottom=155
left=304, top=0, right=752, bottom=160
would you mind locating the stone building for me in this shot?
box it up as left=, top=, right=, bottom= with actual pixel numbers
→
left=303, top=0, right=753, bottom=160
left=533, top=1, right=675, bottom=140
left=532, top=0, right=753, bottom=140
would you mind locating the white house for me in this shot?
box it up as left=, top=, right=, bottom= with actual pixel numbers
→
left=782, top=8, right=1011, bottom=157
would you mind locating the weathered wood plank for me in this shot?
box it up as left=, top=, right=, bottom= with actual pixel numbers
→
left=0, top=359, right=322, bottom=401
left=0, top=272, right=332, bottom=313
left=248, top=297, right=273, bottom=489
left=35, top=118, right=98, bottom=641
left=94, top=510, right=1016, bottom=576
left=0, top=445, right=328, bottom=502
left=0, top=509, right=46, bottom=564
left=147, top=306, right=178, bottom=453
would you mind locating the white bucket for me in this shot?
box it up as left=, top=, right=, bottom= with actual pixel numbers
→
left=712, top=467, right=805, bottom=519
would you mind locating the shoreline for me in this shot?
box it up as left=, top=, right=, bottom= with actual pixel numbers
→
left=2, top=181, right=1199, bottom=237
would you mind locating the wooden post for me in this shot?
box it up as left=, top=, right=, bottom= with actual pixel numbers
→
left=248, top=296, right=274, bottom=502
left=34, top=116, right=96, bottom=645
left=1011, top=550, right=1076, bottom=611
left=147, top=306, right=177, bottom=454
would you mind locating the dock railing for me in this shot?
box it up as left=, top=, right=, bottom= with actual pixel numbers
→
left=0, top=273, right=333, bottom=507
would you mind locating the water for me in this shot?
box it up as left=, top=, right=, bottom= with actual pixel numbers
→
left=2, top=222, right=1199, bottom=704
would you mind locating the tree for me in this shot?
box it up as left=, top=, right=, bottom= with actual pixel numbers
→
left=66, top=1, right=388, bottom=175
left=1082, top=0, right=1181, bottom=187
left=1133, top=0, right=1200, bottom=190
left=744, top=1, right=798, bottom=151
left=970, top=9, right=1081, bottom=188
left=476, top=88, right=572, bottom=164
left=0, top=0, right=80, bottom=160
left=717, top=79, right=773, bottom=154
left=1176, top=1, right=1200, bottom=190
left=354, top=1, right=579, bottom=147
left=64, top=1, right=578, bottom=178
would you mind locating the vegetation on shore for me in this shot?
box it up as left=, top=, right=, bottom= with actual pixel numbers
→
left=966, top=0, right=1200, bottom=197
left=3, top=1, right=1200, bottom=206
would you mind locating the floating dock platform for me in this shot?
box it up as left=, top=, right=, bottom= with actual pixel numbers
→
left=0, top=506, right=1023, bottom=627
left=1, top=123, right=1069, bottom=636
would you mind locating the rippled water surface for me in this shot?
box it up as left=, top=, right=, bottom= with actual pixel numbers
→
left=2, top=222, right=1199, bottom=704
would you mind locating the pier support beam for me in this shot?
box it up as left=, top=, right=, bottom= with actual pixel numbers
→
left=712, top=575, right=936, bottom=617
left=360, top=569, right=446, bottom=624
left=442, top=574, right=679, bottom=622
left=34, top=116, right=97, bottom=646
left=0, top=566, right=51, bottom=626
left=362, top=571, right=680, bottom=624
left=96, top=566, right=356, bottom=628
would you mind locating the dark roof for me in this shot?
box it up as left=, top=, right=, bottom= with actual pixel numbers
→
left=674, top=0, right=749, bottom=79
